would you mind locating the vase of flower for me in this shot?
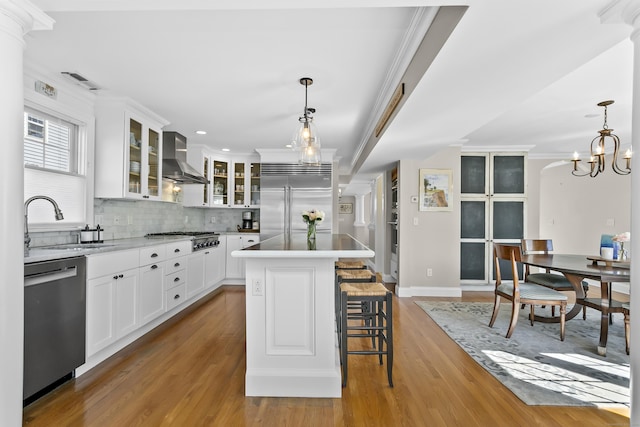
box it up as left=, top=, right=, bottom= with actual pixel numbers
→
left=302, top=209, right=324, bottom=242
left=612, top=231, right=630, bottom=261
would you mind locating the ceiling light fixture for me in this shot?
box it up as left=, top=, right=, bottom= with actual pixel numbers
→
left=571, top=100, right=631, bottom=177
left=291, top=77, right=321, bottom=165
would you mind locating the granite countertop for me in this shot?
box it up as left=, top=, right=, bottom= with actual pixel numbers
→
left=24, top=235, right=192, bottom=264
left=231, top=233, right=374, bottom=259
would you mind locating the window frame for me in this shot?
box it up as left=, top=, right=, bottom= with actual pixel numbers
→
left=23, top=93, right=94, bottom=231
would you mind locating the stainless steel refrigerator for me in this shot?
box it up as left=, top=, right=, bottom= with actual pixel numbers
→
left=260, top=163, right=332, bottom=240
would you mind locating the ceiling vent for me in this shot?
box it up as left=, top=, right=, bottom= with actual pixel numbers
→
left=60, top=72, right=101, bottom=91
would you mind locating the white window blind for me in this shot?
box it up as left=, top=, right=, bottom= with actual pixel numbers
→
left=24, top=109, right=77, bottom=173
left=24, top=106, right=87, bottom=229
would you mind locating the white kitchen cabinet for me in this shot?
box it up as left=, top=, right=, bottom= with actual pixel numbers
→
left=138, top=245, right=166, bottom=327
left=225, top=235, right=244, bottom=279
left=187, top=251, right=205, bottom=298
left=231, top=157, right=260, bottom=208
left=225, top=234, right=259, bottom=279
left=204, top=240, right=225, bottom=290
left=95, top=98, right=169, bottom=200
left=183, top=147, right=260, bottom=209
left=86, top=248, right=140, bottom=356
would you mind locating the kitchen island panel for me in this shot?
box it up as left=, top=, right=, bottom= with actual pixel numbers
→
left=236, top=234, right=374, bottom=398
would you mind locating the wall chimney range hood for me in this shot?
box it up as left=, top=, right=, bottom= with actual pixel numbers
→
left=162, top=131, right=209, bottom=184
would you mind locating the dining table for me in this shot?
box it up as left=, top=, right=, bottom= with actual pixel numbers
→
left=520, top=253, right=630, bottom=356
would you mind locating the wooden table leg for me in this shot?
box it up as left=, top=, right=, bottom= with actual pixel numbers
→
left=597, top=282, right=610, bottom=356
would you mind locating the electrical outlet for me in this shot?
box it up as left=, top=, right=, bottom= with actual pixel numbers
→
left=113, top=215, right=121, bottom=225
left=413, top=217, right=419, bottom=226
left=210, top=216, right=217, bottom=223
left=427, top=268, right=433, bottom=277
left=252, top=279, right=263, bottom=296
left=127, top=214, right=134, bottom=225
left=184, top=215, right=189, bottom=224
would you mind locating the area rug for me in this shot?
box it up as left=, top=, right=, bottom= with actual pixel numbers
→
left=415, top=301, right=630, bottom=408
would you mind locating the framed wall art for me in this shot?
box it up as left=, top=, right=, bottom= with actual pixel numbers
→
left=419, top=169, right=453, bottom=211
left=338, top=203, right=353, bottom=214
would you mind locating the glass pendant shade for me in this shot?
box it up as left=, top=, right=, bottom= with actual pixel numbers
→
left=291, top=77, right=321, bottom=164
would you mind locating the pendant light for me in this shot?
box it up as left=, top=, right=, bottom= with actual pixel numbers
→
left=571, top=100, right=631, bottom=177
left=291, top=77, right=321, bottom=165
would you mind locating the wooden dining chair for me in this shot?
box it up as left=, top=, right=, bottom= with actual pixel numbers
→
left=521, top=239, right=588, bottom=320
left=490, top=243, right=567, bottom=340
left=622, top=302, right=630, bottom=355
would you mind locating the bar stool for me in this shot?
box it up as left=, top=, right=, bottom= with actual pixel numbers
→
left=339, top=281, right=393, bottom=387
left=335, top=260, right=367, bottom=270
left=335, top=269, right=377, bottom=340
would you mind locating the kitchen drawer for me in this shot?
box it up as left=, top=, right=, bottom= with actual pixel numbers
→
left=166, top=241, right=192, bottom=258
left=87, top=249, right=139, bottom=279
left=165, top=270, right=186, bottom=290
left=140, top=245, right=167, bottom=265
left=166, top=284, right=186, bottom=311
left=165, top=256, right=187, bottom=275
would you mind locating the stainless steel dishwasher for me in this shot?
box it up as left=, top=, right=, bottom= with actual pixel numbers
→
left=24, top=256, right=86, bottom=402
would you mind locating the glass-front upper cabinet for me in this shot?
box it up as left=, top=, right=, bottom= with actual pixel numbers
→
left=232, top=158, right=260, bottom=208
left=147, top=128, right=160, bottom=197
left=125, top=116, right=163, bottom=200
left=95, top=98, right=168, bottom=200
left=212, top=159, right=229, bottom=207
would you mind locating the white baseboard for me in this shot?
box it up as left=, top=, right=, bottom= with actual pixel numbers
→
left=396, top=285, right=462, bottom=298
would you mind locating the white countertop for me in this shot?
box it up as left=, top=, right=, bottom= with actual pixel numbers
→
left=231, top=233, right=374, bottom=259
left=24, top=235, right=193, bottom=264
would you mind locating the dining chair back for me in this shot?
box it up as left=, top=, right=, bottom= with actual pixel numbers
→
left=490, top=243, right=567, bottom=340
left=521, top=238, right=589, bottom=319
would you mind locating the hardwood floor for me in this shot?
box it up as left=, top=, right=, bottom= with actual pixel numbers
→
left=23, top=287, right=630, bottom=426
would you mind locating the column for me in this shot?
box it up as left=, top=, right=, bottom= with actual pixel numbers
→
left=601, top=1, right=640, bottom=424
left=0, top=2, right=53, bottom=425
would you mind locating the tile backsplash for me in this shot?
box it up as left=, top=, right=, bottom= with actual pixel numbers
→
left=29, top=199, right=259, bottom=246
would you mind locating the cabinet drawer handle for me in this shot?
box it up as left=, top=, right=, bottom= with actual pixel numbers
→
left=174, top=277, right=180, bottom=282
left=113, top=275, right=118, bottom=280
left=143, top=195, right=149, bottom=199
left=151, top=264, right=158, bottom=269
left=205, top=251, right=210, bottom=255
left=118, top=274, right=124, bottom=278
left=151, top=253, right=158, bottom=258
left=174, top=248, right=180, bottom=253
left=174, top=262, right=180, bottom=268
left=174, top=294, right=180, bottom=300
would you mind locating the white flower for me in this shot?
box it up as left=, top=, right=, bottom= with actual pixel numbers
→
left=613, top=232, right=630, bottom=242
left=302, top=209, right=325, bottom=224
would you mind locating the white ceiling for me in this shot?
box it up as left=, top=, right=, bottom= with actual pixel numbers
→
left=25, top=0, right=634, bottom=195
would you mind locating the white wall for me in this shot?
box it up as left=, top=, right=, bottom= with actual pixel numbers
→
left=539, top=160, right=631, bottom=254
left=397, top=146, right=461, bottom=296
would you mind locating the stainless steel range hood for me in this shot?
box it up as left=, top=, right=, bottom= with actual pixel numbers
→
left=162, top=131, right=209, bottom=184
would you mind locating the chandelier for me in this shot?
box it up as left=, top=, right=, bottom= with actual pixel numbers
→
left=291, top=77, right=321, bottom=165
left=571, top=100, right=631, bottom=177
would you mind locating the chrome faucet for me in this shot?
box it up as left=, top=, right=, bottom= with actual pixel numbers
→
left=24, top=195, right=64, bottom=256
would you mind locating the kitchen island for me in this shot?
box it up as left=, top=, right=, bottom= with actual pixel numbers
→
left=232, top=233, right=374, bottom=398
